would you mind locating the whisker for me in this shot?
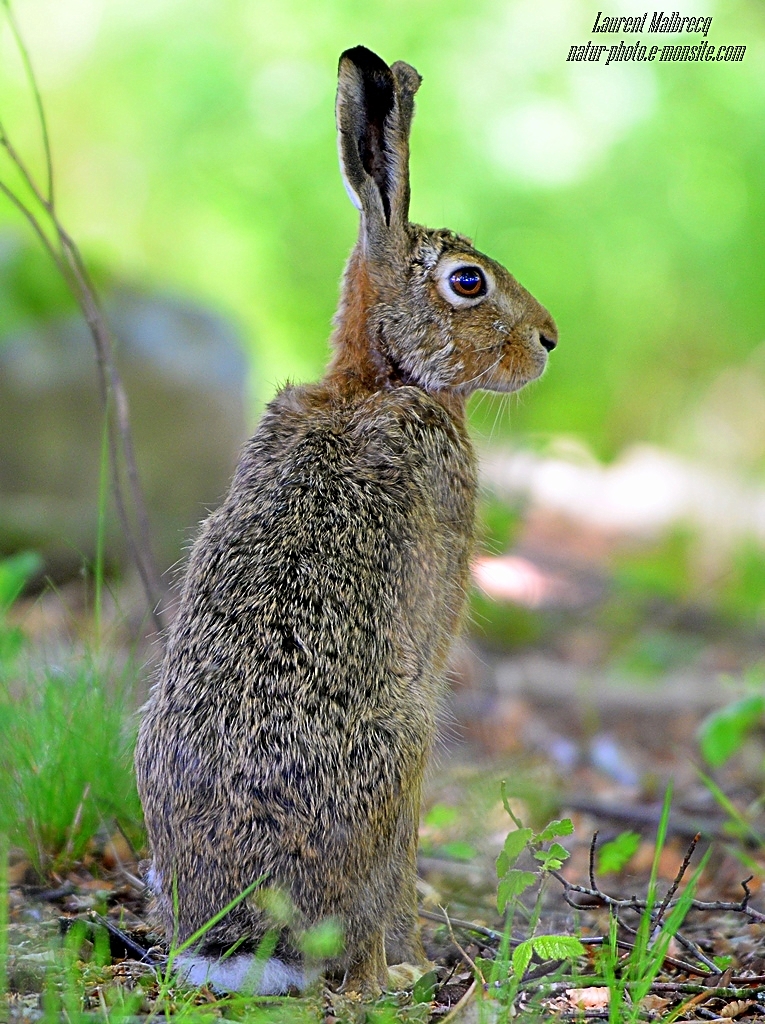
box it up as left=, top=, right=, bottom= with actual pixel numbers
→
left=490, top=393, right=504, bottom=443
left=459, top=352, right=504, bottom=390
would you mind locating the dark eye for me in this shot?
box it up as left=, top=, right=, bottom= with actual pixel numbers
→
left=449, top=266, right=486, bottom=298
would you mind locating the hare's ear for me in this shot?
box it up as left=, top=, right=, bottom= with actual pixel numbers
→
left=336, top=46, right=421, bottom=235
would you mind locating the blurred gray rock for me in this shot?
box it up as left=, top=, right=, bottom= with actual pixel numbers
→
left=0, top=289, right=249, bottom=583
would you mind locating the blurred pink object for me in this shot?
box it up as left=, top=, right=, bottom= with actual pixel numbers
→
left=472, top=555, right=563, bottom=607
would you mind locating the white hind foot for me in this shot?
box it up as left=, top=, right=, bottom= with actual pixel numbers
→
left=174, top=953, right=307, bottom=994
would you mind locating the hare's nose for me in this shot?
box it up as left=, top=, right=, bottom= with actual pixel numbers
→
left=539, top=331, right=557, bottom=352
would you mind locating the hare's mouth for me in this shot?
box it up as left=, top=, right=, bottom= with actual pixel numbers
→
left=485, top=344, right=549, bottom=393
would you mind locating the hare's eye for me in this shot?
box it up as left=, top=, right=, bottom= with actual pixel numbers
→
left=449, top=267, right=486, bottom=298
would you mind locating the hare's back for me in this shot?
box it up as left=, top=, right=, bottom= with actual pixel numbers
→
left=172, top=382, right=476, bottom=700
left=138, top=381, right=477, bottom=924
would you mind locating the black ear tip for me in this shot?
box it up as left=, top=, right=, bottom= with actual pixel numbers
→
left=339, top=45, right=391, bottom=77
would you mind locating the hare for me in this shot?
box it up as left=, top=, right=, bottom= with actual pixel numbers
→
left=134, top=45, right=557, bottom=996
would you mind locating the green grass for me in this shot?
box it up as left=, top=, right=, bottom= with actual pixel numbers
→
left=0, top=543, right=146, bottom=876
left=0, top=610, right=144, bottom=875
left=597, top=785, right=705, bottom=1024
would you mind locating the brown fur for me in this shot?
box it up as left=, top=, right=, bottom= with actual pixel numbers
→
left=134, top=45, right=557, bottom=995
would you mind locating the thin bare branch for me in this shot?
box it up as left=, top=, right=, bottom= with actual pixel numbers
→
left=0, top=117, right=51, bottom=212
left=654, top=832, right=699, bottom=928
left=440, top=905, right=486, bottom=987
left=551, top=867, right=765, bottom=927
left=0, top=1, right=166, bottom=633
left=0, top=178, right=68, bottom=281
left=578, top=935, right=711, bottom=977
left=589, top=830, right=599, bottom=890
left=1, top=0, right=54, bottom=205
left=58, top=234, right=166, bottom=622
left=666, top=922, right=720, bottom=975
left=419, top=909, right=508, bottom=945
left=88, top=911, right=158, bottom=966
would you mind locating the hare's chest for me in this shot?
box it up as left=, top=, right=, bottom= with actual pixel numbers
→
left=361, top=402, right=477, bottom=635
left=401, top=407, right=477, bottom=544
left=360, top=389, right=477, bottom=523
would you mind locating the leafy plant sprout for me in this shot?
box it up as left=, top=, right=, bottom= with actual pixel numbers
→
left=429, top=779, right=765, bottom=1022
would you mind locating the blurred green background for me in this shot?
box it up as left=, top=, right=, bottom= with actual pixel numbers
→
left=0, top=0, right=763, bottom=457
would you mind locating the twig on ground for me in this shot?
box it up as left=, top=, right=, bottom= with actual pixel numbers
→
left=654, top=831, right=700, bottom=929
left=649, top=982, right=765, bottom=998
left=423, top=908, right=714, bottom=978
left=666, top=923, right=720, bottom=975
left=419, top=909, right=507, bottom=945
left=544, top=829, right=765, bottom=991
left=521, top=977, right=765, bottom=1000
left=674, top=989, right=718, bottom=1018
left=440, top=905, right=486, bottom=987
left=589, top=830, right=598, bottom=891
left=88, top=911, right=158, bottom=966
left=578, top=936, right=711, bottom=977
left=689, top=877, right=765, bottom=924
left=35, top=880, right=76, bottom=902
left=590, top=830, right=718, bottom=974
left=551, top=869, right=765, bottom=926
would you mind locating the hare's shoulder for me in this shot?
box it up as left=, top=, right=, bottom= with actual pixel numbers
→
left=231, top=382, right=470, bottom=478
left=224, top=385, right=476, bottom=540
left=276, top=380, right=470, bottom=453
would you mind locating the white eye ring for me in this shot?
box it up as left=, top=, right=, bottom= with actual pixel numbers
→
left=436, top=258, right=494, bottom=308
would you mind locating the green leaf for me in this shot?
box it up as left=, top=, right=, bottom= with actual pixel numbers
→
left=0, top=552, right=42, bottom=613
left=546, top=842, right=570, bottom=862
left=475, top=956, right=499, bottom=979
left=298, top=918, right=343, bottom=958
left=511, top=939, right=533, bottom=980
left=698, top=695, right=765, bottom=767
left=510, top=935, right=585, bottom=980
left=412, top=969, right=439, bottom=1003
left=497, top=870, right=537, bottom=913
left=536, top=818, right=574, bottom=842
left=496, top=827, right=534, bottom=878
left=530, top=935, right=586, bottom=963
left=440, top=840, right=477, bottom=862
left=424, top=803, right=459, bottom=829
left=534, top=842, right=570, bottom=870
left=596, top=831, right=641, bottom=874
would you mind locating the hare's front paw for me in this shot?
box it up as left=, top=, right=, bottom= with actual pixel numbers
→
left=339, top=929, right=388, bottom=997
